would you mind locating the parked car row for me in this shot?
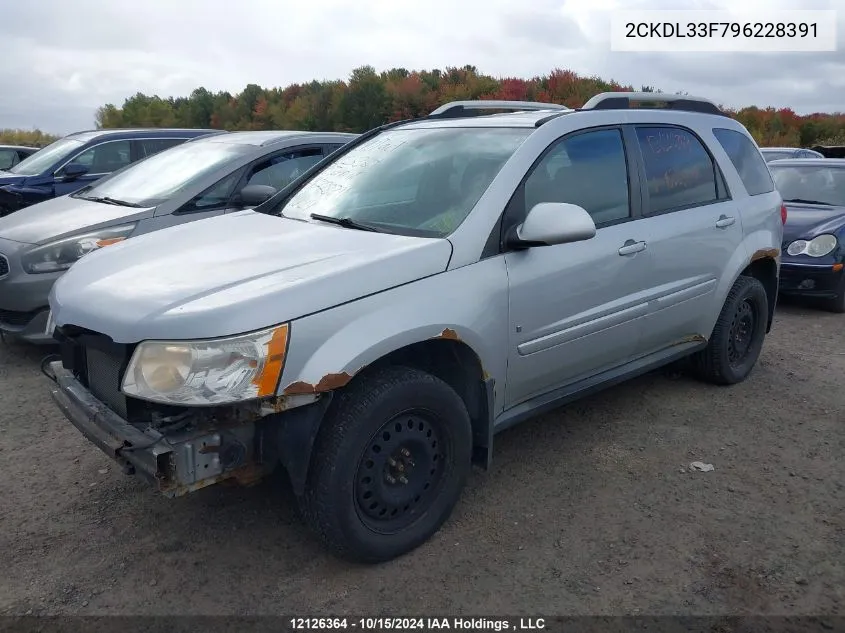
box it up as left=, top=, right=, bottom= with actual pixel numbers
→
left=0, top=129, right=357, bottom=342
left=0, top=128, right=221, bottom=217
left=760, top=146, right=825, bottom=163
left=0, top=93, right=834, bottom=564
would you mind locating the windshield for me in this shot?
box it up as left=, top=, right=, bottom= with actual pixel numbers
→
left=76, top=141, right=250, bottom=207
left=279, top=127, right=532, bottom=237
left=8, top=138, right=83, bottom=175
left=770, top=164, right=845, bottom=206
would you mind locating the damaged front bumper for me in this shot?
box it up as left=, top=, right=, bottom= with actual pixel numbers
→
left=48, top=360, right=269, bottom=497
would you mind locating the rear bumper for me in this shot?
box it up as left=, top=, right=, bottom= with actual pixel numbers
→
left=778, top=262, right=843, bottom=298
left=48, top=361, right=268, bottom=497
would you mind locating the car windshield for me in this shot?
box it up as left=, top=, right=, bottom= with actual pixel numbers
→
left=278, top=127, right=532, bottom=237
left=770, top=164, right=845, bottom=206
left=75, top=141, right=251, bottom=207
left=8, top=138, right=84, bottom=175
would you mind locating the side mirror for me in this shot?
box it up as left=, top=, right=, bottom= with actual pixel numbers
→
left=508, top=202, right=597, bottom=249
left=60, top=163, right=89, bottom=180
left=236, top=184, right=276, bottom=207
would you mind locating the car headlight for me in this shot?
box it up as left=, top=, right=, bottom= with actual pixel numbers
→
left=21, top=223, right=136, bottom=274
left=121, top=324, right=289, bottom=405
left=786, top=234, right=837, bottom=258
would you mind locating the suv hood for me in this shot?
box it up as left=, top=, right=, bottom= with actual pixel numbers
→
left=0, top=194, right=155, bottom=245
left=50, top=212, right=453, bottom=343
left=783, top=203, right=845, bottom=243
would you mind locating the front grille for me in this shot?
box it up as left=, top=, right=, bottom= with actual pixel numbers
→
left=86, top=348, right=129, bottom=419
left=0, top=254, right=8, bottom=277
left=0, top=308, right=41, bottom=327
left=56, top=328, right=130, bottom=419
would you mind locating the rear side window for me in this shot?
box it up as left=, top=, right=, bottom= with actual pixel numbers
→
left=635, top=126, right=719, bottom=214
left=712, top=128, right=775, bottom=196
left=141, top=138, right=185, bottom=157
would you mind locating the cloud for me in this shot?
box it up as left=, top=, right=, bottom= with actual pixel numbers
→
left=2, top=0, right=845, bottom=134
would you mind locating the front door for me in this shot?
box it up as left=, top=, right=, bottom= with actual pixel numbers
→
left=53, top=139, right=135, bottom=197
left=504, top=127, right=651, bottom=408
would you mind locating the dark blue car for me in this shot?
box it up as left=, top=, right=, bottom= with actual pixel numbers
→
left=0, top=128, right=222, bottom=216
left=769, top=158, right=845, bottom=312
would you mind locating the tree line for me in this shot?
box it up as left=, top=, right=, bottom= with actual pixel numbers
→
left=3, top=66, right=845, bottom=148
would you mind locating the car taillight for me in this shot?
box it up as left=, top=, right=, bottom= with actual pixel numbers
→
left=781, top=203, right=787, bottom=224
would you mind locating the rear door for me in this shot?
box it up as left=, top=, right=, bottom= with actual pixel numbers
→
left=627, top=124, right=744, bottom=356
left=504, top=126, right=652, bottom=407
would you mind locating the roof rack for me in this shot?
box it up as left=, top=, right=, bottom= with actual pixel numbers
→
left=428, top=100, right=570, bottom=119
left=580, top=92, right=728, bottom=117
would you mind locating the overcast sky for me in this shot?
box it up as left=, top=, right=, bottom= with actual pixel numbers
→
left=2, top=0, right=843, bottom=134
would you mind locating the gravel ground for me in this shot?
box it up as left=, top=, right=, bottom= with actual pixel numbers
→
left=0, top=300, right=842, bottom=617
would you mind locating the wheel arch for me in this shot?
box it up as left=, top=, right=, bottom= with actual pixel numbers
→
left=740, top=250, right=779, bottom=332
left=273, top=334, right=495, bottom=497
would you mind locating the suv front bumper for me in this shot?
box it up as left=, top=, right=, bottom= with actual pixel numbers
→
left=48, top=361, right=268, bottom=497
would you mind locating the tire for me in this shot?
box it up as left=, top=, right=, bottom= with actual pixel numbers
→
left=299, top=365, right=473, bottom=563
left=691, top=275, right=769, bottom=385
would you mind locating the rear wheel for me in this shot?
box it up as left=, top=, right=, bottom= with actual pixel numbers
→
left=299, top=365, right=472, bottom=563
left=691, top=275, right=768, bottom=385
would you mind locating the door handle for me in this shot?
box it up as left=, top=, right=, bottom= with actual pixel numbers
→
left=715, top=215, right=736, bottom=228
left=618, top=240, right=647, bottom=256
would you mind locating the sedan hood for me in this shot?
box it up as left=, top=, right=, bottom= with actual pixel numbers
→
left=783, top=203, right=845, bottom=244
left=0, top=173, right=27, bottom=187
left=50, top=212, right=453, bottom=343
left=0, top=194, right=155, bottom=245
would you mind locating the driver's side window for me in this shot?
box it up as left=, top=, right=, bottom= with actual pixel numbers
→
left=66, top=140, right=132, bottom=174
left=523, top=128, right=631, bottom=226
left=182, top=169, right=244, bottom=212
left=246, top=148, right=324, bottom=191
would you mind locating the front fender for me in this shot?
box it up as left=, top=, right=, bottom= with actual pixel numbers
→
left=277, top=256, right=510, bottom=411
left=0, top=184, right=52, bottom=208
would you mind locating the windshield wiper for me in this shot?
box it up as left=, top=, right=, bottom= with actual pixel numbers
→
left=783, top=198, right=835, bottom=206
left=310, top=213, right=380, bottom=232
left=80, top=195, right=143, bottom=208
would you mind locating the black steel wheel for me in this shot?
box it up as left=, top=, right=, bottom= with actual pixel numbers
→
left=691, top=275, right=769, bottom=385
left=354, top=410, right=447, bottom=534
left=726, top=298, right=757, bottom=368
left=299, top=365, right=472, bottom=563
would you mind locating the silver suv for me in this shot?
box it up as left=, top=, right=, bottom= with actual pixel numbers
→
left=44, top=93, right=784, bottom=563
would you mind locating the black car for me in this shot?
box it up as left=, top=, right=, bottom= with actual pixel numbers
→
left=0, top=128, right=223, bottom=216
left=0, top=145, right=39, bottom=171
left=769, top=158, right=845, bottom=311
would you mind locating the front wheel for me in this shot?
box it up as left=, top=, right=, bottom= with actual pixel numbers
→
left=691, top=275, right=769, bottom=385
left=299, top=365, right=473, bottom=563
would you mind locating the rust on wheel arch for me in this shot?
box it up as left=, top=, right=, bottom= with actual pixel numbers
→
left=750, top=248, right=779, bottom=263
left=435, top=328, right=460, bottom=341
left=282, top=371, right=355, bottom=395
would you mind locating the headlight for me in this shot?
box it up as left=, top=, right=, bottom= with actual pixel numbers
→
left=121, top=324, right=289, bottom=405
left=786, top=234, right=837, bottom=258
left=21, top=223, right=136, bottom=274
